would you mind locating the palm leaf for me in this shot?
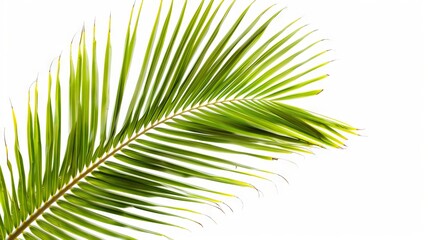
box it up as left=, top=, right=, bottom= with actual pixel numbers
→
left=0, top=0, right=357, bottom=239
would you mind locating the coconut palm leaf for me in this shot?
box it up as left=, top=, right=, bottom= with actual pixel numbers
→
left=0, top=0, right=357, bottom=239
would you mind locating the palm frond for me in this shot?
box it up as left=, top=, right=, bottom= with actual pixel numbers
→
left=0, top=0, right=357, bottom=239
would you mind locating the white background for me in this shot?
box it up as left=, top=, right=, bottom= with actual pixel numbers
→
left=0, top=0, right=428, bottom=239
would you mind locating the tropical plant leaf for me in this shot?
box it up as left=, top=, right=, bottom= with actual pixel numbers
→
left=0, top=0, right=357, bottom=239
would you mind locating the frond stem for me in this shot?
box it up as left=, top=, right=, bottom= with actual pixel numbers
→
left=7, top=97, right=251, bottom=239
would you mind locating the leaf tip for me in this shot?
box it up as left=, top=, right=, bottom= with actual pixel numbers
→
left=49, top=59, right=55, bottom=72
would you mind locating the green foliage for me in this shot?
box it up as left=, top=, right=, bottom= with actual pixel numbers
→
left=0, top=0, right=356, bottom=239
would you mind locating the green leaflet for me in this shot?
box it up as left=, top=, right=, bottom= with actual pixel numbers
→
left=0, top=0, right=357, bottom=239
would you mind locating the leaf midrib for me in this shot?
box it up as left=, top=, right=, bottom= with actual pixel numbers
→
left=7, top=97, right=250, bottom=240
